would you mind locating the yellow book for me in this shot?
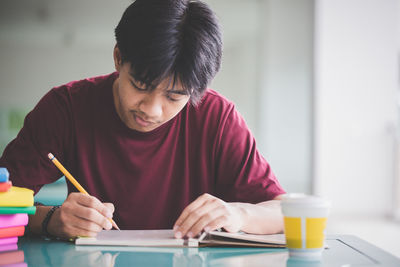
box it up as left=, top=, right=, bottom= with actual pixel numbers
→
left=0, top=186, right=34, bottom=207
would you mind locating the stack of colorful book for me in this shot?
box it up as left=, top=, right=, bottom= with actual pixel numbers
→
left=0, top=167, right=35, bottom=266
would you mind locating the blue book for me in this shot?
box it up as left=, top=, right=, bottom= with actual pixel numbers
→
left=0, top=168, right=9, bottom=183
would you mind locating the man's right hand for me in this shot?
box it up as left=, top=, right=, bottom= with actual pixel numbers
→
left=47, top=192, right=115, bottom=239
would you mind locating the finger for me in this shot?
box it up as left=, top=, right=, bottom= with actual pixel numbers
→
left=78, top=206, right=113, bottom=230
left=75, top=194, right=114, bottom=219
left=174, top=196, right=207, bottom=231
left=201, top=213, right=234, bottom=235
left=70, top=217, right=104, bottom=236
left=184, top=205, right=228, bottom=238
left=103, top=203, right=115, bottom=214
left=64, top=200, right=113, bottom=230
left=56, top=207, right=104, bottom=238
left=175, top=198, right=222, bottom=238
left=70, top=222, right=101, bottom=238
left=174, top=193, right=213, bottom=230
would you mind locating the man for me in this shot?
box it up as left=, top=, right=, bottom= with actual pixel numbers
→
left=0, top=0, right=285, bottom=240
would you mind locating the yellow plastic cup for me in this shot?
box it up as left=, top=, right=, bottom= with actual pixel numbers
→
left=281, top=194, right=330, bottom=260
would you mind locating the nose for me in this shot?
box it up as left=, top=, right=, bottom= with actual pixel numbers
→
left=139, top=92, right=163, bottom=119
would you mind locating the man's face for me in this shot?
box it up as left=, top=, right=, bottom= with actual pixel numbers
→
left=113, top=63, right=190, bottom=132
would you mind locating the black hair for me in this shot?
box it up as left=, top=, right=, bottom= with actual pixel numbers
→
left=115, top=0, right=222, bottom=105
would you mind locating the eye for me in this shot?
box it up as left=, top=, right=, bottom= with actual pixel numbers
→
left=130, top=80, right=147, bottom=91
left=165, top=92, right=180, bottom=102
left=165, top=91, right=188, bottom=102
left=166, top=94, right=179, bottom=102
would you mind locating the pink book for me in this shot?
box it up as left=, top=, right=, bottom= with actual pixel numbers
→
left=0, top=249, right=24, bottom=264
left=0, top=243, right=18, bottom=252
left=0, top=262, right=28, bottom=267
left=0, top=237, right=17, bottom=246
left=0, top=214, right=28, bottom=229
left=1, top=263, right=27, bottom=267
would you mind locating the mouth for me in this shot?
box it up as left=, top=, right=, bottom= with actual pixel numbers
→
left=133, top=113, right=155, bottom=128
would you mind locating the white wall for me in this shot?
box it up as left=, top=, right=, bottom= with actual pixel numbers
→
left=0, top=0, right=130, bottom=109
left=314, top=0, right=399, bottom=216
left=206, top=0, right=262, bottom=135
left=395, top=0, right=400, bottom=221
left=258, top=0, right=314, bottom=194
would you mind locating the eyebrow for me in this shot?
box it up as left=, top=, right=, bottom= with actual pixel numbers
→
left=166, top=89, right=189, bottom=95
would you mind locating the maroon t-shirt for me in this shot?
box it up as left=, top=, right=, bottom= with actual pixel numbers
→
left=0, top=72, right=285, bottom=229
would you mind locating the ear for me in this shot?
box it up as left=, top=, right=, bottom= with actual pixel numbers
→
left=113, top=44, right=122, bottom=72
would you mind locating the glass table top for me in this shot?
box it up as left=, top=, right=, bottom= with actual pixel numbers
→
left=4, top=235, right=399, bottom=267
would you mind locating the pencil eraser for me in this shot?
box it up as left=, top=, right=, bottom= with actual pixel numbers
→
left=0, top=168, right=9, bottom=182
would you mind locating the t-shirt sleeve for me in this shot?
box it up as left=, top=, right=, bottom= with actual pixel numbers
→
left=214, top=105, right=285, bottom=203
left=0, top=88, right=73, bottom=194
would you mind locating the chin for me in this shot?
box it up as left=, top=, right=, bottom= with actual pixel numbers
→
left=133, top=124, right=158, bottom=132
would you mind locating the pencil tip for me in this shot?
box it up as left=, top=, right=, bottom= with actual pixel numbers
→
left=113, top=221, right=121, bottom=231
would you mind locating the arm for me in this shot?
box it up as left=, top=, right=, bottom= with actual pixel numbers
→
left=173, top=193, right=284, bottom=238
left=0, top=90, right=114, bottom=238
left=27, top=193, right=115, bottom=239
left=231, top=194, right=284, bottom=234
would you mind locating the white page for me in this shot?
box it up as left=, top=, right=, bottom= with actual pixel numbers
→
left=75, top=229, right=286, bottom=248
left=76, top=229, right=199, bottom=247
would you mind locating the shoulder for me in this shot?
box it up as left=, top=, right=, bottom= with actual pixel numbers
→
left=183, top=89, right=244, bottom=142
left=189, top=89, right=235, bottom=119
left=50, top=72, right=117, bottom=102
left=198, top=89, right=234, bottom=109
left=26, top=72, right=117, bottom=130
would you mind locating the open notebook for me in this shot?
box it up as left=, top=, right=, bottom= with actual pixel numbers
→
left=75, top=229, right=286, bottom=248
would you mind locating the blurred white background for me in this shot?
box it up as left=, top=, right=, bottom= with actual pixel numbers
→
left=0, top=0, right=399, bottom=258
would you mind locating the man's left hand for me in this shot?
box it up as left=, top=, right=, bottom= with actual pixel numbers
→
left=173, top=193, right=244, bottom=239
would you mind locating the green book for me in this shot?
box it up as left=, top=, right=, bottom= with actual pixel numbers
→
left=0, top=206, right=36, bottom=215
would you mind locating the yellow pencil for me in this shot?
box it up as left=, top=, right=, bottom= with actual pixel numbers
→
left=48, top=153, right=120, bottom=231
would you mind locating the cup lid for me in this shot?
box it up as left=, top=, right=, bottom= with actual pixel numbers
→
left=281, top=193, right=330, bottom=207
